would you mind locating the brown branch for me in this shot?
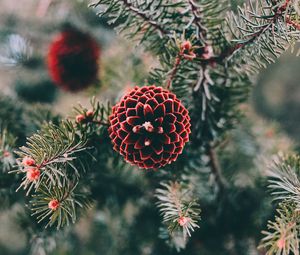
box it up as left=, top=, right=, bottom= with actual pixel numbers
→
left=166, top=55, right=182, bottom=89
left=120, top=0, right=168, bottom=36
left=171, top=182, right=183, bottom=216
left=59, top=182, right=76, bottom=203
left=166, top=41, right=197, bottom=89
left=207, top=144, right=228, bottom=192
left=187, top=0, right=208, bottom=42
left=208, top=0, right=292, bottom=64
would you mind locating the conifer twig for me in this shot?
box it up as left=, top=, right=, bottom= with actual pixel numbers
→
left=211, top=0, right=293, bottom=64
left=120, top=0, right=168, bottom=36
left=156, top=181, right=201, bottom=239
left=207, top=144, right=228, bottom=191
left=187, top=0, right=208, bottom=42
left=166, top=40, right=196, bottom=89
left=166, top=55, right=182, bottom=90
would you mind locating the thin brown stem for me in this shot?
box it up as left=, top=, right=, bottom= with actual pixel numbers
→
left=207, top=144, right=228, bottom=191
left=166, top=55, right=182, bottom=89
left=187, top=0, right=208, bottom=42
left=37, top=143, right=84, bottom=168
left=120, top=0, right=168, bottom=36
left=171, top=182, right=183, bottom=217
left=60, top=182, right=76, bottom=202
left=208, top=0, right=292, bottom=64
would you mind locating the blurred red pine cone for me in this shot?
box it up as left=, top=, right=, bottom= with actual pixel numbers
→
left=47, top=28, right=100, bottom=92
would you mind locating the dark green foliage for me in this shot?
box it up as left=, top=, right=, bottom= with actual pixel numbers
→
left=0, top=96, right=28, bottom=144
left=259, top=154, right=300, bottom=254
left=225, top=0, right=300, bottom=74
left=90, top=0, right=188, bottom=53
left=0, top=95, right=60, bottom=144
left=0, top=129, right=21, bottom=209
left=1, top=0, right=300, bottom=254
left=0, top=96, right=61, bottom=211
left=260, top=203, right=300, bottom=254
left=14, top=79, right=58, bottom=104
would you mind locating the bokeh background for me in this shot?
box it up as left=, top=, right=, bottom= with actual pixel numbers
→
left=0, top=0, right=298, bottom=254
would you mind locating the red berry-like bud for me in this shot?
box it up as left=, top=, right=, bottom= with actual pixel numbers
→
left=48, top=199, right=60, bottom=211
left=202, top=45, right=214, bottom=59
left=3, top=151, right=10, bottom=157
left=26, top=168, right=40, bottom=182
left=177, top=216, right=190, bottom=227
left=22, top=156, right=35, bottom=166
left=47, top=28, right=100, bottom=92
left=108, top=85, right=191, bottom=169
left=76, top=114, right=85, bottom=123
left=277, top=237, right=285, bottom=249
left=86, top=109, right=94, bottom=117
left=181, top=40, right=192, bottom=51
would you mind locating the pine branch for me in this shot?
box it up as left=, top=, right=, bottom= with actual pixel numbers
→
left=223, top=0, right=300, bottom=74
left=260, top=154, right=300, bottom=254
left=118, top=0, right=168, bottom=36
left=13, top=120, right=88, bottom=195
left=155, top=181, right=201, bottom=249
left=147, top=1, right=249, bottom=146
left=90, top=0, right=188, bottom=53
left=72, top=97, right=111, bottom=135
left=266, top=154, right=300, bottom=208
left=186, top=0, right=208, bottom=42
left=259, top=203, right=300, bottom=255
left=166, top=54, right=183, bottom=90
left=10, top=98, right=111, bottom=229
left=30, top=182, right=92, bottom=229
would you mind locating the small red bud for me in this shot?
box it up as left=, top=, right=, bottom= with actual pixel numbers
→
left=202, top=45, right=214, bottom=59
left=181, top=40, right=192, bottom=51
left=177, top=216, right=190, bottom=226
left=48, top=199, right=60, bottom=211
left=26, top=168, right=40, bottom=182
left=22, top=156, right=35, bottom=166
left=86, top=109, right=94, bottom=117
left=76, top=114, right=85, bottom=123
left=3, top=151, right=11, bottom=157
left=277, top=237, right=285, bottom=249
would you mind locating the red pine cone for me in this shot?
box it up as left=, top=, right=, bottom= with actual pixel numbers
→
left=47, top=29, right=100, bottom=92
left=108, top=85, right=191, bottom=169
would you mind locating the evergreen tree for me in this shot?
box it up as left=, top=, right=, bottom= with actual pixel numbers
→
left=0, top=0, right=300, bottom=254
